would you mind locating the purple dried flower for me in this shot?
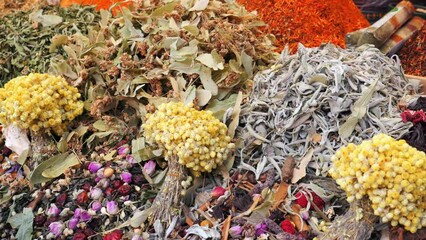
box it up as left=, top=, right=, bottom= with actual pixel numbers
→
left=255, top=223, right=267, bottom=236
left=49, top=221, right=64, bottom=236
left=106, top=201, right=119, bottom=215
left=68, top=217, right=79, bottom=230
left=91, top=201, right=102, bottom=212
left=117, top=145, right=130, bottom=156
left=74, top=208, right=82, bottom=218
left=80, top=210, right=91, bottom=222
left=89, top=188, right=103, bottom=200
left=88, top=162, right=102, bottom=173
left=229, top=225, right=243, bottom=238
left=143, top=160, right=156, bottom=176
left=47, top=204, right=60, bottom=217
left=95, top=176, right=102, bottom=182
left=126, top=155, right=136, bottom=164
left=301, top=210, right=310, bottom=220
left=120, top=172, right=132, bottom=183
left=96, top=168, right=105, bottom=178
left=131, top=235, right=143, bottom=240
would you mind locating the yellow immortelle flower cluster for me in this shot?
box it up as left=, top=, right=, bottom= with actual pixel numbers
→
left=329, top=134, right=426, bottom=233
left=0, top=73, right=83, bottom=134
left=143, top=102, right=235, bottom=176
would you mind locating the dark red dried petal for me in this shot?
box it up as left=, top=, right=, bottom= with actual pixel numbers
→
left=105, top=187, right=114, bottom=197
left=82, top=183, right=92, bottom=192
left=112, top=180, right=123, bottom=189
left=118, top=184, right=132, bottom=196
left=34, top=214, right=47, bottom=227
left=56, top=192, right=68, bottom=207
left=103, top=230, right=123, bottom=240
left=76, top=191, right=89, bottom=205
left=73, top=232, right=87, bottom=240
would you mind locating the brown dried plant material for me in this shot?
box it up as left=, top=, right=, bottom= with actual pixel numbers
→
left=281, top=156, right=295, bottom=182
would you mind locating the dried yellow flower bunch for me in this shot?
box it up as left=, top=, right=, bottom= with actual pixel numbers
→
left=0, top=73, right=83, bottom=134
left=329, top=134, right=426, bottom=233
left=143, top=102, right=235, bottom=176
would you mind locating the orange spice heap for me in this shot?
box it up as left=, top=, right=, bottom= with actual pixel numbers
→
left=399, top=25, right=426, bottom=77
left=60, top=0, right=131, bottom=15
left=236, top=0, right=370, bottom=52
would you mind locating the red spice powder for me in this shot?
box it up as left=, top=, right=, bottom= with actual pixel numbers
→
left=60, top=0, right=132, bottom=15
left=399, top=25, right=426, bottom=77
left=236, top=0, right=370, bottom=52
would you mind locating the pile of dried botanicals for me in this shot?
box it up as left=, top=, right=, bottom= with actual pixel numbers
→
left=52, top=0, right=277, bottom=116
left=399, top=25, right=426, bottom=77
left=240, top=44, right=418, bottom=180
left=0, top=4, right=100, bottom=85
left=401, top=96, right=426, bottom=152
left=236, top=0, right=370, bottom=52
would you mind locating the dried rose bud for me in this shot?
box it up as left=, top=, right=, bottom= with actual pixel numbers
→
left=104, top=230, right=123, bottom=240
left=47, top=203, right=60, bottom=217
left=143, top=160, right=156, bottom=175
left=105, top=187, right=114, bottom=197
left=131, top=235, right=143, bottom=240
left=301, top=210, right=310, bottom=220
left=132, top=174, right=145, bottom=185
left=211, top=186, right=226, bottom=198
left=255, top=223, right=267, bottom=236
left=74, top=208, right=82, bottom=219
left=126, top=155, right=136, bottom=164
left=89, top=188, right=103, bottom=200
left=80, top=210, right=91, bottom=222
left=97, top=178, right=110, bottom=189
left=91, top=201, right=102, bottom=212
left=72, top=232, right=86, bottom=240
left=118, top=184, right=132, bottom=196
left=106, top=201, right=119, bottom=215
left=229, top=225, right=243, bottom=238
left=56, top=192, right=68, bottom=207
left=82, top=183, right=92, bottom=192
left=34, top=214, right=47, bottom=227
left=76, top=191, right=89, bottom=205
left=117, top=145, right=130, bottom=156
left=88, top=162, right=102, bottom=173
left=113, top=180, right=123, bottom=189
left=49, top=221, right=64, bottom=236
left=68, top=217, right=79, bottom=230
left=120, top=172, right=132, bottom=183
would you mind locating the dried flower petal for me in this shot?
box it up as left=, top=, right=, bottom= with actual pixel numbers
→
left=229, top=225, right=243, bottom=238
left=106, top=201, right=119, bottom=215
left=117, top=145, right=130, bottom=155
left=90, top=187, right=103, bottom=200
left=120, top=172, right=132, bottom=183
left=211, top=186, right=226, bottom=198
left=91, top=201, right=102, bottom=212
left=68, top=217, right=79, bottom=230
left=49, top=221, right=64, bottom=236
left=47, top=203, right=60, bottom=217
left=143, top=160, right=156, bottom=176
left=88, top=162, right=102, bottom=173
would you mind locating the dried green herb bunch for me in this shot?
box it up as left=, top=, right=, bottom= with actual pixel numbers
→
left=143, top=101, right=235, bottom=176
left=54, top=0, right=277, bottom=109
left=329, top=134, right=426, bottom=233
left=0, top=73, right=83, bottom=134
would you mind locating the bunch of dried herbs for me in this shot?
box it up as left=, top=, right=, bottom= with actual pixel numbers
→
left=50, top=0, right=277, bottom=118
left=239, top=44, right=418, bottom=180
left=0, top=4, right=101, bottom=85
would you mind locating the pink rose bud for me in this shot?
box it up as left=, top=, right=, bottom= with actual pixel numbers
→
left=89, top=188, right=103, bottom=200
left=74, top=208, right=82, bottom=219
left=301, top=210, right=310, bottom=220
left=88, top=162, right=102, bottom=173
left=120, top=172, right=132, bottom=183
left=47, top=204, right=60, bottom=217
left=229, top=225, right=243, bottom=238
left=117, top=145, right=130, bottom=156
left=106, top=201, right=119, bottom=215
left=80, top=210, right=91, bottom=222
left=91, top=201, right=102, bottom=212
left=126, top=155, right=136, bottom=164
left=211, top=186, right=226, bottom=198
left=49, top=221, right=64, bottom=236
left=68, top=217, right=79, bottom=230
left=143, top=160, right=156, bottom=175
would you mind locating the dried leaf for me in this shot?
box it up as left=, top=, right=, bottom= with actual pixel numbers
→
left=205, top=94, right=238, bottom=120
left=281, top=156, right=296, bottom=182
left=196, top=50, right=224, bottom=70
left=196, top=89, right=212, bottom=106
left=93, top=120, right=110, bottom=131
left=29, top=153, right=73, bottom=184
left=30, top=10, right=63, bottom=27
left=227, top=91, right=243, bottom=138
left=339, top=79, right=379, bottom=138
left=291, top=148, right=314, bottom=183
left=183, top=86, right=196, bottom=105
left=41, top=153, right=80, bottom=179
left=130, top=207, right=154, bottom=228
left=272, top=182, right=290, bottom=209
left=199, top=66, right=218, bottom=95
left=189, top=0, right=210, bottom=11
left=7, top=208, right=33, bottom=240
